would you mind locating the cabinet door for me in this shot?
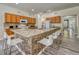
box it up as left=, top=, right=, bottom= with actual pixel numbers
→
left=28, top=17, right=31, bottom=23
left=31, top=18, right=34, bottom=23
left=50, top=16, right=61, bottom=23
left=58, top=16, right=61, bottom=23
left=11, top=14, right=16, bottom=23
left=55, top=16, right=61, bottom=23
left=32, top=18, right=36, bottom=23
left=16, top=16, right=21, bottom=23
left=51, top=17, right=56, bottom=23
left=5, top=13, right=11, bottom=23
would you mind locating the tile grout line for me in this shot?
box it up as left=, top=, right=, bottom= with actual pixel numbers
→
left=61, top=46, right=79, bottom=53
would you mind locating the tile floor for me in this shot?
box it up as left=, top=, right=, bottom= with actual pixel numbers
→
left=0, top=29, right=79, bottom=55
left=41, top=37, right=79, bottom=55
left=0, top=40, right=4, bottom=55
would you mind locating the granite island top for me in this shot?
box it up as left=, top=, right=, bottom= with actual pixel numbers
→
left=12, top=28, right=57, bottom=38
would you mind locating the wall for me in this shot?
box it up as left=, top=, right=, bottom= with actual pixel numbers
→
left=77, top=15, right=79, bottom=37
left=40, top=6, right=79, bottom=17
left=53, top=6, right=79, bottom=16
left=0, top=4, right=31, bottom=40
left=41, top=6, right=79, bottom=37
left=54, top=6, right=79, bottom=37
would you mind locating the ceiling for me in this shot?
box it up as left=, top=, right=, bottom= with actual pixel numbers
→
left=3, top=3, right=79, bottom=14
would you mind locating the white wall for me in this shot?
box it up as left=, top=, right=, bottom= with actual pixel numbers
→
left=41, top=6, right=79, bottom=16
left=0, top=4, right=31, bottom=40
left=53, top=6, right=79, bottom=16
left=54, top=6, right=79, bottom=37
left=40, top=6, right=79, bottom=37
left=77, top=15, right=79, bottom=37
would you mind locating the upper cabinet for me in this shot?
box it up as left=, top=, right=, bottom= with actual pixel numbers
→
left=11, top=14, right=16, bottom=23
left=48, top=16, right=61, bottom=23
left=16, top=15, right=21, bottom=23
left=28, top=18, right=36, bottom=24
left=5, top=13, right=11, bottom=23
left=5, top=13, right=36, bottom=24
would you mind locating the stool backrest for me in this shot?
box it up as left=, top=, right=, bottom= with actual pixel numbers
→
left=4, top=32, right=11, bottom=45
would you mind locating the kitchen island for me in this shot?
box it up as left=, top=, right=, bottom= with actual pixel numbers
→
left=12, top=28, right=60, bottom=55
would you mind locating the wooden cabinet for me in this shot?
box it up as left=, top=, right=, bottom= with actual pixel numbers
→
left=28, top=18, right=36, bottom=24
left=11, top=14, right=16, bottom=23
left=51, top=17, right=56, bottom=23
left=5, top=13, right=36, bottom=24
left=28, top=17, right=31, bottom=23
left=5, top=29, right=14, bottom=36
left=49, top=16, right=61, bottom=23
left=16, top=16, right=21, bottom=23
left=5, top=13, right=11, bottom=23
left=55, top=16, right=61, bottom=23
left=32, top=18, right=36, bottom=23
left=5, top=13, right=17, bottom=23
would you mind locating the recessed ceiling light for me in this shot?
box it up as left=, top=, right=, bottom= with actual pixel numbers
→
left=32, top=9, right=34, bottom=11
left=48, top=10, right=51, bottom=12
left=16, top=3, right=19, bottom=4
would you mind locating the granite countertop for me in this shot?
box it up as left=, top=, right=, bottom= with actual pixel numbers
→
left=12, top=28, right=57, bottom=38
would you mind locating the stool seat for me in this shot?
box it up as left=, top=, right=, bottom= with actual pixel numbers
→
left=4, top=32, right=25, bottom=55
left=38, top=35, right=53, bottom=46
left=52, top=35, right=58, bottom=39
left=10, top=38, right=23, bottom=46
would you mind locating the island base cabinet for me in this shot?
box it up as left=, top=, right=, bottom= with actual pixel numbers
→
left=32, top=43, right=45, bottom=55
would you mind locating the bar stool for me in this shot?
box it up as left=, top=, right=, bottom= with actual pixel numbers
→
left=52, top=30, right=61, bottom=39
left=52, top=32, right=58, bottom=40
left=52, top=32, right=59, bottom=44
left=38, top=35, right=53, bottom=47
left=52, top=31, right=61, bottom=48
left=4, top=32, right=25, bottom=55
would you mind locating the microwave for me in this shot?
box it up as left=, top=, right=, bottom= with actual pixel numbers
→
left=20, top=19, right=28, bottom=23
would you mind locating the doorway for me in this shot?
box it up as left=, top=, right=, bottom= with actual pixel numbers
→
left=63, top=16, right=77, bottom=39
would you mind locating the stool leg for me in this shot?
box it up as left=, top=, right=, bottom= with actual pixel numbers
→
left=9, top=46, right=12, bottom=55
left=15, top=45, right=25, bottom=55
